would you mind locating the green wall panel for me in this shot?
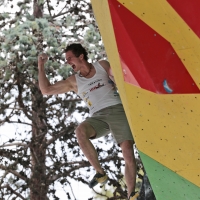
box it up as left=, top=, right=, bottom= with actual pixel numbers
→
left=139, top=151, right=200, bottom=200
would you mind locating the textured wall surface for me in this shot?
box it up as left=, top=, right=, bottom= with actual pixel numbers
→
left=91, top=0, right=200, bottom=199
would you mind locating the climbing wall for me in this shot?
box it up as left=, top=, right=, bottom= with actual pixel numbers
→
left=91, top=0, right=200, bottom=199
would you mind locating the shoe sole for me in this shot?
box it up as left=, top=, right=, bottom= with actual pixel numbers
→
left=89, top=176, right=108, bottom=188
left=129, top=192, right=139, bottom=200
left=101, top=179, right=108, bottom=185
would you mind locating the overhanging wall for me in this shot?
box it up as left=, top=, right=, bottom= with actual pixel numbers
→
left=91, top=0, right=200, bottom=199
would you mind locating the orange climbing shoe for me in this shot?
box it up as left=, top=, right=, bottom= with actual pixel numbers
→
left=129, top=191, right=139, bottom=200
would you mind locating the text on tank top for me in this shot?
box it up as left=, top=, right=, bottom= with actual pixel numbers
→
left=75, top=62, right=121, bottom=115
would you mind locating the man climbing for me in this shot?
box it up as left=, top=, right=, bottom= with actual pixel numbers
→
left=38, top=43, right=139, bottom=200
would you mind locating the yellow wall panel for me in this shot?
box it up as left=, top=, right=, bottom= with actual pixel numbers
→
left=124, top=83, right=200, bottom=186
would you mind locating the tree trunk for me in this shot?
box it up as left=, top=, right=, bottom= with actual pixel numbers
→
left=30, top=86, right=48, bottom=200
left=29, top=2, right=47, bottom=199
left=33, top=0, right=43, bottom=18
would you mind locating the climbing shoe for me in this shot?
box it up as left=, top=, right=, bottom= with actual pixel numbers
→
left=88, top=172, right=108, bottom=188
left=129, top=191, right=139, bottom=200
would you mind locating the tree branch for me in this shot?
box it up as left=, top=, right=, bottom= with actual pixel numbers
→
left=46, top=0, right=53, bottom=19
left=51, top=5, right=78, bottom=19
left=1, top=184, right=26, bottom=200
left=0, top=18, right=18, bottom=29
left=0, top=142, right=28, bottom=148
left=0, top=170, right=8, bottom=186
left=0, top=164, right=28, bottom=182
left=6, top=120, right=33, bottom=126
left=66, top=180, right=76, bottom=200
left=16, top=74, right=33, bottom=121
left=46, top=127, right=74, bottom=146
left=0, top=101, right=16, bottom=126
left=48, top=97, right=82, bottom=107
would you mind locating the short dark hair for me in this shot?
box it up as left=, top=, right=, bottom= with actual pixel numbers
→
left=65, top=43, right=88, bottom=61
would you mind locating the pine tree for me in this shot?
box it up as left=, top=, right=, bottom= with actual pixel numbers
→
left=0, top=1, right=132, bottom=199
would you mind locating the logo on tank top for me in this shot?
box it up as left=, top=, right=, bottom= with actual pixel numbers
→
left=82, top=92, right=88, bottom=98
left=90, top=82, right=105, bottom=92
left=88, top=79, right=102, bottom=86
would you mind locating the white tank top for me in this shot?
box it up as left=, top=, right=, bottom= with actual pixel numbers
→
left=75, top=62, right=121, bottom=115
